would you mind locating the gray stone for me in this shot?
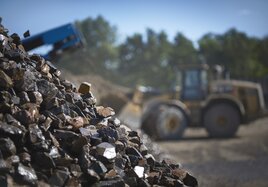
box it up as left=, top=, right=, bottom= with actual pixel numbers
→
left=0, top=70, right=13, bottom=88
left=0, top=138, right=16, bottom=158
left=86, top=169, right=100, bottom=183
left=96, top=106, right=115, bottom=118
left=49, top=146, right=61, bottom=159
left=48, top=169, right=69, bottom=187
left=15, top=70, right=37, bottom=92
left=28, top=124, right=45, bottom=144
left=134, top=166, right=144, bottom=178
left=89, top=161, right=107, bottom=175
left=79, top=125, right=99, bottom=137
left=16, top=163, right=37, bottom=185
left=28, top=91, right=43, bottom=105
left=0, top=121, right=24, bottom=137
left=96, top=142, right=116, bottom=160
left=126, top=146, right=143, bottom=158
left=78, top=82, right=91, bottom=94
left=37, top=79, right=58, bottom=101
left=99, top=177, right=125, bottom=187
left=19, top=152, right=31, bottom=166
left=33, top=152, right=55, bottom=169
left=19, top=91, right=30, bottom=104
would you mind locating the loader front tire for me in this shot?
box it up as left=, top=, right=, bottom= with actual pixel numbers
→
left=141, top=105, right=188, bottom=140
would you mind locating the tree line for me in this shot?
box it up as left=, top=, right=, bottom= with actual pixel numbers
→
left=58, top=16, right=268, bottom=89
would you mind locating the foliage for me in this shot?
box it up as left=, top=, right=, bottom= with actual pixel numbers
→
left=198, top=29, right=268, bottom=78
left=58, top=16, right=268, bottom=89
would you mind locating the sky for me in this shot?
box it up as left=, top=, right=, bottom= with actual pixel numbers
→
left=1, top=0, right=268, bottom=45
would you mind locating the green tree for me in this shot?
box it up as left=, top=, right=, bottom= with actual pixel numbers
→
left=117, top=29, right=172, bottom=88
left=256, top=37, right=268, bottom=76
left=58, top=15, right=268, bottom=90
left=198, top=33, right=223, bottom=66
left=169, top=33, right=198, bottom=67
left=142, top=29, right=172, bottom=87
left=118, top=34, right=144, bottom=74
left=199, top=28, right=266, bottom=79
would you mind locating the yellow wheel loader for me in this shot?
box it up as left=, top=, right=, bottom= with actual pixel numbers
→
left=118, top=63, right=266, bottom=140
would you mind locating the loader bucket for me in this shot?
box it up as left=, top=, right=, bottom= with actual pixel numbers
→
left=118, top=101, right=143, bottom=130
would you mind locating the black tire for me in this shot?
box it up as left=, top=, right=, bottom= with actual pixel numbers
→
left=141, top=110, right=157, bottom=139
left=204, top=103, right=240, bottom=138
left=141, top=105, right=187, bottom=140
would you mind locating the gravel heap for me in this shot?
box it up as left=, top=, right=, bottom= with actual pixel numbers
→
left=0, top=20, right=198, bottom=187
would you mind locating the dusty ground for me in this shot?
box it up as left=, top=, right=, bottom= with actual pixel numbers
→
left=159, top=117, right=268, bottom=187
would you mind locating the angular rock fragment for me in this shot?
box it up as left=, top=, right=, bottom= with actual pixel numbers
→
left=7, top=155, right=20, bottom=166
left=36, top=79, right=58, bottom=101
left=67, top=116, right=84, bottom=129
left=126, top=146, right=143, bottom=158
left=109, top=117, right=121, bottom=127
left=78, top=82, right=91, bottom=94
left=89, top=161, right=107, bottom=175
left=61, top=80, right=74, bottom=92
left=48, top=169, right=69, bottom=187
left=53, top=129, right=79, bottom=142
left=11, top=95, right=20, bottom=105
left=33, top=152, right=55, bottom=169
left=16, top=163, right=37, bottom=185
left=40, top=117, right=53, bottom=131
left=49, top=146, right=61, bottom=159
left=28, top=124, right=45, bottom=144
left=79, top=125, right=99, bottom=138
left=96, top=106, right=115, bottom=118
left=163, top=158, right=181, bottom=169
left=182, top=173, right=198, bottom=187
left=28, top=91, right=43, bottom=105
left=115, top=140, right=125, bottom=153
left=147, top=171, right=160, bottom=185
left=104, top=169, right=117, bottom=179
left=0, top=121, right=25, bottom=138
left=69, top=164, right=82, bottom=177
left=145, top=154, right=155, bottom=167
left=114, top=154, right=126, bottom=170
left=14, top=109, right=35, bottom=125
left=0, top=138, right=16, bottom=158
left=71, top=136, right=88, bottom=154
left=19, top=152, right=31, bottom=166
left=19, top=91, right=30, bottom=104
left=98, top=126, right=119, bottom=142
left=134, top=165, right=144, bottom=178
left=14, top=70, right=37, bottom=92
left=0, top=159, right=9, bottom=173
left=85, top=169, right=100, bottom=183
left=98, top=177, right=125, bottom=187
left=23, top=30, right=30, bottom=38
left=140, top=144, right=148, bottom=156
left=96, top=142, right=116, bottom=160
left=0, top=70, right=13, bottom=88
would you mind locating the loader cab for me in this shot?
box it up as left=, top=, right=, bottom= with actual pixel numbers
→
left=177, top=63, right=228, bottom=101
left=180, top=68, right=208, bottom=100
left=178, top=63, right=209, bottom=101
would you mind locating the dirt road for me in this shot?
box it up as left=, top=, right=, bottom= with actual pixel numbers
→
left=159, top=117, right=268, bottom=187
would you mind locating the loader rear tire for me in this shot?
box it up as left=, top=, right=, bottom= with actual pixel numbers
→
left=204, top=103, right=240, bottom=138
